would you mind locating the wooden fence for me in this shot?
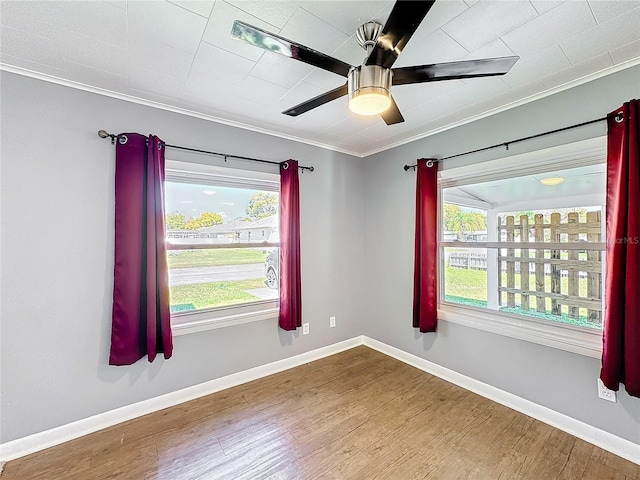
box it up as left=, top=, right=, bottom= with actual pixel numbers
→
left=498, top=212, right=602, bottom=324
left=448, top=253, right=487, bottom=270
left=448, top=253, right=589, bottom=277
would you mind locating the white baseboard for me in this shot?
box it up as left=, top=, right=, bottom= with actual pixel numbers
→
left=2, top=334, right=638, bottom=466
left=0, top=336, right=363, bottom=462
left=362, top=336, right=640, bottom=466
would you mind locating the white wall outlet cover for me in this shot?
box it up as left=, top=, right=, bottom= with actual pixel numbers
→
left=302, top=323, right=310, bottom=335
left=330, top=316, right=336, bottom=328
left=597, top=378, right=617, bottom=403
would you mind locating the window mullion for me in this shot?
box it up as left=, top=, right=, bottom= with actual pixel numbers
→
left=486, top=208, right=499, bottom=310
left=440, top=241, right=605, bottom=251
left=167, top=242, right=279, bottom=251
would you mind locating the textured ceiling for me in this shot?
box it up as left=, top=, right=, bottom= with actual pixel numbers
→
left=1, top=0, right=639, bottom=156
left=445, top=163, right=606, bottom=207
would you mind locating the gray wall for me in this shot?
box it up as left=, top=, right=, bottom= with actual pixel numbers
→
left=363, top=66, right=640, bottom=444
left=0, top=72, right=365, bottom=443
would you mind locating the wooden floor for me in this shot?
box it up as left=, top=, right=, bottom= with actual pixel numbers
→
left=3, top=346, right=639, bottom=479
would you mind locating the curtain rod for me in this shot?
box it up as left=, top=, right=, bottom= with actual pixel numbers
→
left=97, top=130, right=315, bottom=172
left=403, top=116, right=608, bottom=171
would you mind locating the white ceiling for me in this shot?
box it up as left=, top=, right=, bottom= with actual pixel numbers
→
left=1, top=0, right=639, bottom=156
left=445, top=163, right=606, bottom=207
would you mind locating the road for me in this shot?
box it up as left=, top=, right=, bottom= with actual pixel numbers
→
left=168, top=264, right=265, bottom=286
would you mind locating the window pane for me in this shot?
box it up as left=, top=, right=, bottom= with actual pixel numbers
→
left=168, top=248, right=278, bottom=313
left=165, top=178, right=279, bottom=313
left=442, top=203, right=487, bottom=242
left=497, top=208, right=603, bottom=329
left=443, top=247, right=488, bottom=308
left=165, top=181, right=279, bottom=240
left=441, top=163, right=605, bottom=330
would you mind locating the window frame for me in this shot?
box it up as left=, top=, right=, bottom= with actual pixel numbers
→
left=437, top=137, right=607, bottom=358
left=164, top=160, right=280, bottom=336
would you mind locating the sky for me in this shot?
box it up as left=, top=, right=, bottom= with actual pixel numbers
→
left=165, top=181, right=268, bottom=222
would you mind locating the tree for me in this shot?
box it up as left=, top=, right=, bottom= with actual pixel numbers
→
left=443, top=203, right=464, bottom=235
left=184, top=220, right=199, bottom=230
left=166, top=212, right=186, bottom=230
left=443, top=203, right=487, bottom=239
left=198, top=212, right=224, bottom=227
left=246, top=192, right=278, bottom=220
left=463, top=212, right=487, bottom=232
left=184, top=211, right=223, bottom=230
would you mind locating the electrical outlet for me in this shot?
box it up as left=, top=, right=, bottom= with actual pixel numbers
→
left=302, top=323, right=309, bottom=335
left=330, top=316, right=336, bottom=328
left=597, top=379, right=617, bottom=403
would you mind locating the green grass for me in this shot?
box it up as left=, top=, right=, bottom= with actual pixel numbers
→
left=444, top=266, right=594, bottom=303
left=444, top=266, right=601, bottom=329
left=169, top=278, right=267, bottom=310
left=500, top=272, right=589, bottom=300
left=168, top=249, right=268, bottom=269
left=444, top=267, right=487, bottom=301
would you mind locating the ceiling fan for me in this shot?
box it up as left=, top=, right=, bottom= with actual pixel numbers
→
left=231, top=0, right=519, bottom=125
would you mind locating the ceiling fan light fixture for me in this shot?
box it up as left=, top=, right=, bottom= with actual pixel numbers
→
left=348, top=65, right=392, bottom=116
left=349, top=87, right=391, bottom=116
left=540, top=176, right=564, bottom=186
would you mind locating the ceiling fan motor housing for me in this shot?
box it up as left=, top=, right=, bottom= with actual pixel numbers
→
left=356, top=21, right=383, bottom=54
left=348, top=65, right=393, bottom=115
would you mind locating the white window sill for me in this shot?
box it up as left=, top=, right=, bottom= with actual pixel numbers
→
left=438, top=303, right=603, bottom=358
left=172, top=306, right=279, bottom=336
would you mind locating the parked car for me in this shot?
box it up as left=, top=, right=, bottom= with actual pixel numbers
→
left=265, top=249, right=279, bottom=289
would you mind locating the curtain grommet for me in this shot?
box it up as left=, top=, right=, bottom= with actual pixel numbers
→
left=426, top=159, right=434, bottom=168
left=118, top=134, right=128, bottom=145
left=614, top=112, right=624, bottom=123
left=282, top=161, right=289, bottom=170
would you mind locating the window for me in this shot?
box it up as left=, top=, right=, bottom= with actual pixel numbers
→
left=164, top=161, right=280, bottom=333
left=437, top=138, right=607, bottom=357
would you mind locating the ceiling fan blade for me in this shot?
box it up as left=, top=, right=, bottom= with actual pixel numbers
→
left=365, top=0, right=435, bottom=69
left=231, top=21, right=353, bottom=77
left=392, top=56, right=520, bottom=86
left=283, top=84, right=349, bottom=117
left=381, top=96, right=404, bottom=125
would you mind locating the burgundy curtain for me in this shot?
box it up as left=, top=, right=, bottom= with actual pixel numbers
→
left=279, top=159, right=302, bottom=331
left=110, top=133, right=173, bottom=365
left=601, top=100, right=640, bottom=397
left=413, top=158, right=439, bottom=332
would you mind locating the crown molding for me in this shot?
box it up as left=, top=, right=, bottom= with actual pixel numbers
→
left=360, top=57, right=640, bottom=157
left=0, top=63, right=362, bottom=158
left=2, top=58, right=639, bottom=159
